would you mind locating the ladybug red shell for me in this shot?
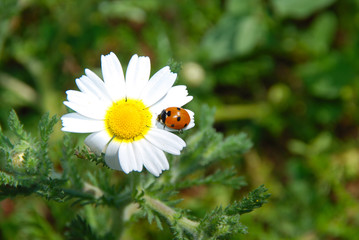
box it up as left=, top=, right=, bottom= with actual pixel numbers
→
left=157, top=107, right=191, bottom=130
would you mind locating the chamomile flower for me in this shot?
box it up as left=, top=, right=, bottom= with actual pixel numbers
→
left=61, top=53, right=194, bottom=176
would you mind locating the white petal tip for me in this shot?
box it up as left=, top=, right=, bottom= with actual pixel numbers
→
left=151, top=171, right=161, bottom=177
left=61, top=127, right=70, bottom=132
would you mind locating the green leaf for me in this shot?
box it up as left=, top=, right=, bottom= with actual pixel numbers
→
left=38, top=112, right=58, bottom=145
left=226, top=0, right=255, bottom=15
left=297, top=53, right=356, bottom=99
left=7, top=109, right=30, bottom=141
left=202, top=14, right=266, bottom=62
left=36, top=178, right=67, bottom=201
left=199, top=185, right=270, bottom=239
left=154, top=215, right=163, bottom=230
left=0, top=171, right=19, bottom=187
left=226, top=185, right=271, bottom=215
left=0, top=0, right=19, bottom=21
left=0, top=126, right=13, bottom=149
left=199, top=207, right=247, bottom=240
left=0, top=184, right=36, bottom=200
left=301, top=13, right=337, bottom=56
left=201, top=133, right=252, bottom=166
left=234, top=15, right=265, bottom=55
left=174, top=167, right=247, bottom=190
left=75, top=147, right=108, bottom=168
left=65, top=215, right=114, bottom=240
left=197, top=104, right=216, bottom=130
left=271, top=0, right=336, bottom=19
left=36, top=113, right=58, bottom=176
left=167, top=58, right=182, bottom=74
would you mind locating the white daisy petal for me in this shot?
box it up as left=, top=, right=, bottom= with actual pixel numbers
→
left=133, top=139, right=159, bottom=173
left=141, top=140, right=163, bottom=171
left=145, top=128, right=186, bottom=155
left=185, top=109, right=195, bottom=129
left=84, top=68, right=103, bottom=85
left=101, top=52, right=126, bottom=101
left=61, top=113, right=105, bottom=133
left=119, top=142, right=142, bottom=173
left=137, top=140, right=162, bottom=176
left=66, top=90, right=109, bottom=113
left=131, top=141, right=145, bottom=172
left=150, top=85, right=193, bottom=114
left=64, top=101, right=106, bottom=120
left=75, top=75, right=110, bottom=105
left=84, top=69, right=113, bottom=105
left=156, top=149, right=169, bottom=170
left=154, top=121, right=194, bottom=132
left=129, top=143, right=143, bottom=171
left=105, top=140, right=122, bottom=171
left=126, top=55, right=151, bottom=99
left=84, top=130, right=112, bottom=154
left=75, top=76, right=94, bottom=96
left=141, top=66, right=177, bottom=107
left=145, top=140, right=169, bottom=170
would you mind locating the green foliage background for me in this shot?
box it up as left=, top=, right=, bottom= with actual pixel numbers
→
left=1, top=0, right=359, bottom=239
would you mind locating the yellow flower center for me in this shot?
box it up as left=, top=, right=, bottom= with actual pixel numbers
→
left=105, top=99, right=152, bottom=142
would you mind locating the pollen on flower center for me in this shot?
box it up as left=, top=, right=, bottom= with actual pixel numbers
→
left=105, top=99, right=152, bottom=142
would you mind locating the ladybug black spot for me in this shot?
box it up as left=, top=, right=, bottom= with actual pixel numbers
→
left=171, top=124, right=175, bottom=127
left=167, top=111, right=171, bottom=116
left=177, top=107, right=181, bottom=110
left=177, top=116, right=181, bottom=121
left=184, top=123, right=188, bottom=127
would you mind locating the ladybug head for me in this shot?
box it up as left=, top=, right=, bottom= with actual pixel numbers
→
left=157, top=109, right=167, bottom=124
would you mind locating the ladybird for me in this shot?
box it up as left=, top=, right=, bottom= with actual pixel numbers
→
left=157, top=107, right=191, bottom=130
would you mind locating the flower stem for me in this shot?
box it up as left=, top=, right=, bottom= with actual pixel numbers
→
left=143, top=195, right=199, bottom=234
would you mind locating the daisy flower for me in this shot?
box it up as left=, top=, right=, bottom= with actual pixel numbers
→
left=61, top=53, right=194, bottom=176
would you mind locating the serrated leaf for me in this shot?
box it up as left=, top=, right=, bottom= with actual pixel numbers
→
left=201, top=133, right=252, bottom=166
left=225, top=185, right=271, bottom=215
left=7, top=110, right=30, bottom=141
left=75, top=147, right=108, bottom=168
left=65, top=215, right=107, bottom=240
left=199, top=186, right=269, bottom=239
left=197, top=105, right=216, bottom=130
left=147, top=208, right=155, bottom=224
left=38, top=112, right=58, bottom=144
left=174, top=167, right=246, bottom=190
left=0, top=127, right=13, bottom=149
left=155, top=215, right=163, bottom=230
left=167, top=58, right=182, bottom=74
left=0, top=171, right=19, bottom=187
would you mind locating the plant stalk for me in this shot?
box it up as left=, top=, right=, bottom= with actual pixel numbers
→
left=143, top=195, right=199, bottom=233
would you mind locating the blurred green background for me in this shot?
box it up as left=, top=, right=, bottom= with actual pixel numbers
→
left=1, top=0, right=359, bottom=239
